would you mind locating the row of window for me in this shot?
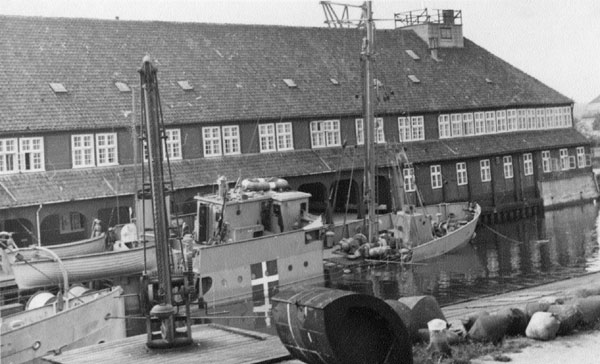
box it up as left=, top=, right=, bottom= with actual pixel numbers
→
left=438, top=107, right=573, bottom=139
left=0, top=110, right=579, bottom=174
left=0, top=137, right=45, bottom=173
left=401, top=147, right=589, bottom=191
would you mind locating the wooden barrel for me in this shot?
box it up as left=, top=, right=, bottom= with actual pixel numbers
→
left=272, top=287, right=413, bottom=364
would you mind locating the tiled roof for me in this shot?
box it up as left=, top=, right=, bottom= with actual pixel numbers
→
left=0, top=129, right=588, bottom=209
left=0, top=150, right=331, bottom=208
left=0, top=15, right=571, bottom=133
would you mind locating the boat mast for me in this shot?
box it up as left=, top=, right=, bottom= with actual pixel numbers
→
left=362, top=1, right=377, bottom=243
left=139, top=56, right=192, bottom=348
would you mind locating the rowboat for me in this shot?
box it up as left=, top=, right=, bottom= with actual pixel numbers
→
left=1, top=286, right=126, bottom=364
left=9, top=243, right=157, bottom=289
left=4, top=233, right=106, bottom=262
left=404, top=202, right=481, bottom=262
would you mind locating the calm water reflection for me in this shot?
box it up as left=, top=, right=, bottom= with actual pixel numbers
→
left=325, top=202, right=600, bottom=306
left=203, top=202, right=600, bottom=332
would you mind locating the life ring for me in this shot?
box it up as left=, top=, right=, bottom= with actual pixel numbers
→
left=266, top=177, right=289, bottom=191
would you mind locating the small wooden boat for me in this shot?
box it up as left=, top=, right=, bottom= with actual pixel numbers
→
left=1, top=286, right=126, bottom=364
left=9, top=243, right=157, bottom=289
left=4, top=233, right=106, bottom=263
left=406, top=202, right=481, bottom=262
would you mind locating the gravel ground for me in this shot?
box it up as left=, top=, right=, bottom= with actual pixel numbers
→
left=472, top=330, right=600, bottom=364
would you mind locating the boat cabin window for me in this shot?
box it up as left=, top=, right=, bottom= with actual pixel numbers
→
left=305, top=230, right=319, bottom=244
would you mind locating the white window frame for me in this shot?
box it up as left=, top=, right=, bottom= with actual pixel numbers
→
left=403, top=167, right=416, bottom=192
left=95, top=133, right=117, bottom=166
left=165, top=129, right=182, bottom=160
left=456, top=162, right=468, bottom=186
left=474, top=112, right=485, bottom=135
left=398, top=117, right=411, bottom=142
left=523, top=153, right=533, bottom=176
left=142, top=128, right=182, bottom=161
left=72, top=134, right=95, bottom=168
left=355, top=118, right=365, bottom=145
left=527, top=109, right=536, bottom=130
left=565, top=107, right=573, bottom=127
left=536, top=108, right=545, bottom=129
left=276, top=122, right=294, bottom=151
left=462, top=113, right=474, bottom=136
left=430, top=165, right=442, bottom=189
left=354, top=118, right=384, bottom=144
left=356, top=118, right=385, bottom=145
left=547, top=108, right=557, bottom=128
left=558, top=107, right=566, bottom=127
left=438, top=114, right=451, bottom=139
left=411, top=116, right=424, bottom=141
left=480, top=159, right=491, bottom=182
left=0, top=138, right=18, bottom=174
left=485, top=111, right=496, bottom=133
left=577, top=147, right=586, bottom=168
left=202, top=126, right=222, bottom=157
left=450, top=114, right=463, bottom=137
left=261, top=122, right=293, bottom=152
left=559, top=148, right=569, bottom=170
left=507, top=109, right=517, bottom=131
left=517, top=109, right=527, bottom=130
left=375, top=118, right=385, bottom=143
left=542, top=150, right=551, bottom=173
left=496, top=110, right=507, bottom=133
left=259, top=124, right=277, bottom=152
left=503, top=156, right=513, bottom=179
left=20, top=137, right=45, bottom=172
left=311, top=120, right=340, bottom=148
left=222, top=125, right=241, bottom=155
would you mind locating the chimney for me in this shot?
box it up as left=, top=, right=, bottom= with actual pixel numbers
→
left=429, top=37, right=439, bottom=60
left=396, top=9, right=464, bottom=50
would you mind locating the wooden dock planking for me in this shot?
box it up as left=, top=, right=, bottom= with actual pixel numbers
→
left=43, top=324, right=292, bottom=364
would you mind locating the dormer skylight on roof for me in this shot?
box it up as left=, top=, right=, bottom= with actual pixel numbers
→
left=177, top=80, right=194, bottom=91
left=49, top=83, right=67, bottom=93
left=283, top=79, right=297, bottom=88
left=408, top=75, right=421, bottom=83
left=405, top=50, right=420, bottom=60
left=115, top=82, right=131, bottom=92
left=330, top=78, right=340, bottom=85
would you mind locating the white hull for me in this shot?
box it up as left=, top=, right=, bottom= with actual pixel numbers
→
left=1, top=234, right=106, bottom=278
left=1, top=286, right=126, bottom=364
left=10, top=244, right=157, bottom=289
left=7, top=234, right=106, bottom=260
left=332, top=202, right=480, bottom=262
left=409, top=203, right=480, bottom=262
left=193, top=229, right=324, bottom=306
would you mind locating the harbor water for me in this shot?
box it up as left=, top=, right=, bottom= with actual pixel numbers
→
left=209, top=201, right=600, bottom=333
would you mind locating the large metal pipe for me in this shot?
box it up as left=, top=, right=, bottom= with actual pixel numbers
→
left=272, top=287, right=413, bottom=364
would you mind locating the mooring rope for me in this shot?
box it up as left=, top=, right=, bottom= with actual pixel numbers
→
left=106, top=315, right=270, bottom=321
left=480, top=223, right=525, bottom=245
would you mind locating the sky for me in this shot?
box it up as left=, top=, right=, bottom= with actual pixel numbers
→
left=2, top=0, right=599, bottom=104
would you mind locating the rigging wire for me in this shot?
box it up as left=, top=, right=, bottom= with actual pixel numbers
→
left=138, top=70, right=148, bottom=273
